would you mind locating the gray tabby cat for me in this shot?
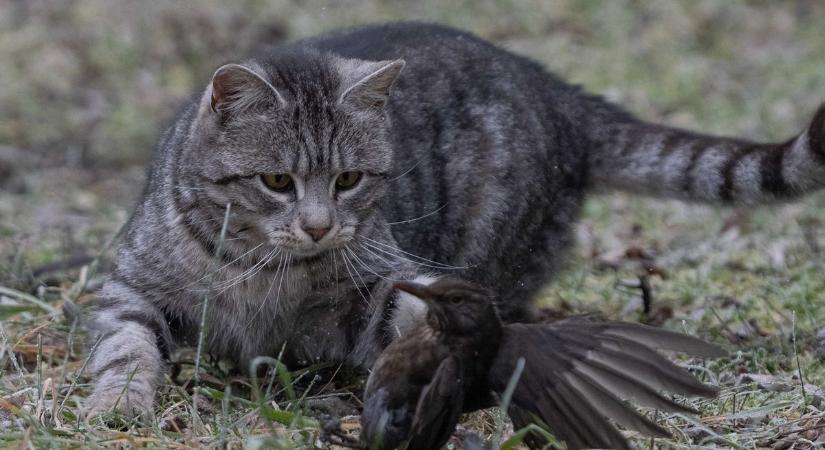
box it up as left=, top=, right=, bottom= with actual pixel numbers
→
left=86, top=22, right=825, bottom=417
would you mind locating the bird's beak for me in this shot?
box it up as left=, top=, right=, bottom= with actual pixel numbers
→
left=394, top=281, right=448, bottom=330
left=392, top=281, right=435, bottom=302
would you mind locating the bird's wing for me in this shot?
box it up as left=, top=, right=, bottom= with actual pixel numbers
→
left=489, top=320, right=725, bottom=450
left=360, top=387, right=410, bottom=450
left=406, top=355, right=465, bottom=450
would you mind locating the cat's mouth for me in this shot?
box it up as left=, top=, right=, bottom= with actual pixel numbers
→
left=261, top=224, right=356, bottom=260
left=288, top=246, right=330, bottom=258
left=282, top=237, right=351, bottom=260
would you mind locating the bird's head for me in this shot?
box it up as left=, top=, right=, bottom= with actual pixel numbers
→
left=392, top=278, right=500, bottom=335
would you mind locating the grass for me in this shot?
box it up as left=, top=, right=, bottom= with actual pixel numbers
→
left=2, top=1, right=825, bottom=448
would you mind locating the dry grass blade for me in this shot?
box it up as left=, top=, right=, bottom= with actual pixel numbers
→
left=194, top=203, right=232, bottom=386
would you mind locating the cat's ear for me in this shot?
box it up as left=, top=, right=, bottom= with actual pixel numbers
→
left=209, top=62, right=285, bottom=117
left=339, top=59, right=405, bottom=110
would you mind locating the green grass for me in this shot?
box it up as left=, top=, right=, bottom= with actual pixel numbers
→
left=2, top=1, right=825, bottom=448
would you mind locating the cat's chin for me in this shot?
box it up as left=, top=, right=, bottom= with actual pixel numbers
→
left=286, top=246, right=336, bottom=261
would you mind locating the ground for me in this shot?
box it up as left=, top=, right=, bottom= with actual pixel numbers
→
left=1, top=1, right=825, bottom=448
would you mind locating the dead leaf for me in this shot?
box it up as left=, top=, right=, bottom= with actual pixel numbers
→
left=159, top=415, right=187, bottom=432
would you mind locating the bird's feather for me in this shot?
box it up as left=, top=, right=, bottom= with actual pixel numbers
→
left=489, top=320, right=724, bottom=450
left=407, top=355, right=466, bottom=450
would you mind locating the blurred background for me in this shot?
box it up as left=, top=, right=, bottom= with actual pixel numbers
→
left=1, top=0, right=825, bottom=301
left=2, top=2, right=825, bottom=446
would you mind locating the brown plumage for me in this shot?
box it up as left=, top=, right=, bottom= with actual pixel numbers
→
left=488, top=320, right=724, bottom=449
left=357, top=279, right=726, bottom=450
left=360, top=279, right=502, bottom=450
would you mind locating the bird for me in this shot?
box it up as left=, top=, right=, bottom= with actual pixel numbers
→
left=354, top=278, right=726, bottom=450
left=359, top=278, right=502, bottom=450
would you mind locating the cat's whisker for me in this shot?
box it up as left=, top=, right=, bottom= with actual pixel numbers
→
left=212, top=242, right=265, bottom=272
left=339, top=248, right=373, bottom=311
left=345, top=246, right=398, bottom=282
left=214, top=247, right=279, bottom=292
left=358, top=237, right=466, bottom=271
left=154, top=242, right=266, bottom=295
left=243, top=251, right=286, bottom=330
left=356, top=243, right=403, bottom=272
left=188, top=242, right=266, bottom=288
left=245, top=252, right=292, bottom=328
left=273, top=253, right=292, bottom=315
left=245, top=249, right=282, bottom=288
left=165, top=184, right=209, bottom=191
left=213, top=249, right=273, bottom=291
left=358, top=235, right=466, bottom=269
left=343, top=246, right=381, bottom=311
left=386, top=202, right=449, bottom=226
left=386, top=158, right=423, bottom=182
left=180, top=216, right=226, bottom=226
left=360, top=240, right=446, bottom=272
left=332, top=248, right=340, bottom=299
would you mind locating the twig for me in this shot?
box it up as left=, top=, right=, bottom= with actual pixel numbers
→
left=639, top=274, right=653, bottom=316
left=709, top=307, right=737, bottom=342
left=0, top=319, right=26, bottom=382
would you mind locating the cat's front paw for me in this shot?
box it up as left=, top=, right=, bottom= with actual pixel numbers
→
left=85, top=388, right=154, bottom=423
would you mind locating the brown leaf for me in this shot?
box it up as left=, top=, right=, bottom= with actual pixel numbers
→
left=159, top=415, right=187, bottom=432
left=624, top=245, right=653, bottom=260
left=645, top=305, right=674, bottom=326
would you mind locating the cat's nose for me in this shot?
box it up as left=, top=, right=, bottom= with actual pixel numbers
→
left=303, top=226, right=331, bottom=242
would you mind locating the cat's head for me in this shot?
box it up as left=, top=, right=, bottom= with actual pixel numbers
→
left=182, top=51, right=404, bottom=259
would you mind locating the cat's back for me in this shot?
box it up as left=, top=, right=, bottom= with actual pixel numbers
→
left=301, top=21, right=501, bottom=62
left=296, top=21, right=567, bottom=96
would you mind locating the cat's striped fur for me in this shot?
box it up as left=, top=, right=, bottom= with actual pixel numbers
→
left=85, top=22, right=824, bottom=419
left=587, top=108, right=825, bottom=203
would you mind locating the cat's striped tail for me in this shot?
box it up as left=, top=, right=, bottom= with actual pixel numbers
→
left=586, top=102, right=825, bottom=204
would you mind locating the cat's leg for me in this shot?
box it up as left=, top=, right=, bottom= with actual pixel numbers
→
left=85, top=276, right=172, bottom=419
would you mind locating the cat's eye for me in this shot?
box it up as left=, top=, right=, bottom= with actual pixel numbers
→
left=335, top=171, right=363, bottom=190
left=261, top=173, right=293, bottom=192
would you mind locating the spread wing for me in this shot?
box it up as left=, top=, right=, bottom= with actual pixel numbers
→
left=489, top=320, right=725, bottom=450
left=406, top=355, right=465, bottom=450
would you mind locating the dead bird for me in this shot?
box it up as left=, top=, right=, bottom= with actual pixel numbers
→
left=352, top=278, right=725, bottom=450
left=359, top=279, right=502, bottom=450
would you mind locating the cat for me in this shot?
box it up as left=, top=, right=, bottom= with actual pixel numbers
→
left=85, top=22, right=825, bottom=418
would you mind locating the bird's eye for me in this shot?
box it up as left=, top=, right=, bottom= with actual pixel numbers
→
left=335, top=171, right=363, bottom=190
left=261, top=174, right=293, bottom=192
left=448, top=296, right=463, bottom=305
